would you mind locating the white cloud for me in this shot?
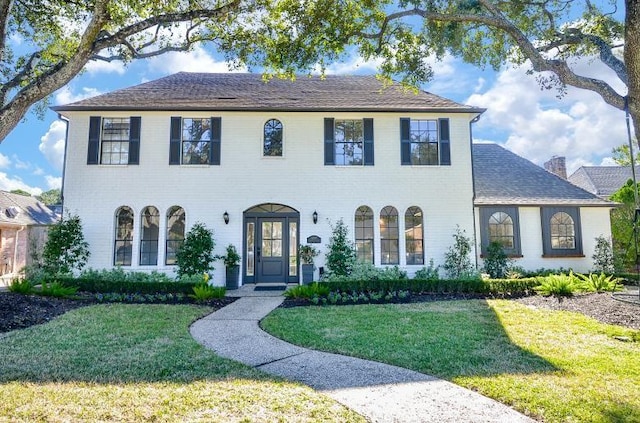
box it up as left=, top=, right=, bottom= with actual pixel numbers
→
left=33, top=167, right=45, bottom=176
left=0, top=153, right=10, bottom=169
left=39, top=120, right=66, bottom=172
left=0, top=172, right=42, bottom=195
left=319, top=55, right=383, bottom=75
left=54, top=86, right=103, bottom=105
left=147, top=46, right=245, bottom=74
left=45, top=175, right=62, bottom=190
left=84, top=60, right=126, bottom=75
left=12, top=155, right=30, bottom=170
left=8, top=32, right=23, bottom=45
left=467, top=57, right=629, bottom=175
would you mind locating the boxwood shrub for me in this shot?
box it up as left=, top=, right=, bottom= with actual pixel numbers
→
left=56, top=276, right=198, bottom=294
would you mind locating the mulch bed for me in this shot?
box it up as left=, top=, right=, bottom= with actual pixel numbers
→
left=0, top=292, right=235, bottom=333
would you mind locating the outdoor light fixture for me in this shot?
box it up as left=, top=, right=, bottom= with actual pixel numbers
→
left=312, top=210, right=318, bottom=224
left=223, top=211, right=229, bottom=224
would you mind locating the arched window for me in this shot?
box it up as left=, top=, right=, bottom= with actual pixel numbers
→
left=489, top=211, right=514, bottom=249
left=166, top=206, right=185, bottom=265
left=405, top=207, right=424, bottom=265
left=355, top=206, right=374, bottom=263
left=264, top=119, right=283, bottom=156
left=140, top=206, right=159, bottom=265
left=114, top=206, right=134, bottom=266
left=380, top=206, right=399, bottom=265
left=550, top=212, right=575, bottom=249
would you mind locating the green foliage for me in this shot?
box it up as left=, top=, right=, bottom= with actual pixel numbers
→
left=322, top=261, right=408, bottom=283
left=483, top=241, right=511, bottom=279
left=189, top=283, right=226, bottom=302
left=10, top=189, right=31, bottom=196
left=8, top=278, right=33, bottom=294
left=58, top=269, right=197, bottom=294
left=414, top=259, right=440, bottom=280
left=92, top=292, right=187, bottom=303
left=443, top=226, right=475, bottom=279
left=215, top=244, right=241, bottom=267
left=609, top=180, right=640, bottom=271
left=299, top=244, right=320, bottom=265
left=324, top=219, right=356, bottom=277
left=534, top=273, right=578, bottom=297
left=36, top=188, right=62, bottom=205
left=592, top=236, right=616, bottom=274
left=575, top=272, right=623, bottom=293
left=37, top=281, right=78, bottom=298
left=284, top=283, right=330, bottom=299
left=611, top=143, right=640, bottom=166
left=42, top=214, right=90, bottom=275
left=176, top=222, right=215, bottom=277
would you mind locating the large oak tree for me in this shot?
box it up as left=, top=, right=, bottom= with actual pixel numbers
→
left=0, top=0, right=636, bottom=143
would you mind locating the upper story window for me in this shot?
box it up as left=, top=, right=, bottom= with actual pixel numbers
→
left=264, top=119, right=283, bottom=156
left=324, top=118, right=374, bottom=166
left=479, top=207, right=521, bottom=256
left=355, top=205, right=374, bottom=264
left=405, top=206, right=424, bottom=265
left=114, top=206, right=134, bottom=266
left=170, top=117, right=221, bottom=165
left=400, top=118, right=450, bottom=166
left=380, top=206, right=399, bottom=265
left=541, top=207, right=583, bottom=257
left=87, top=116, right=140, bottom=165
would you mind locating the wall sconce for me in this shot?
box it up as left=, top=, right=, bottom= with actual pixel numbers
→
left=223, top=211, right=229, bottom=225
left=312, top=210, right=318, bottom=224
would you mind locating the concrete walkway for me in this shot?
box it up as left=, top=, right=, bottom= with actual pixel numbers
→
left=190, top=294, right=535, bottom=423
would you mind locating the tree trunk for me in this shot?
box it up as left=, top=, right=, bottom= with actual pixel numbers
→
left=626, top=0, right=640, bottom=142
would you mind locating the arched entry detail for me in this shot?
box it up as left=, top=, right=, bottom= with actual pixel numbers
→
left=243, top=203, right=300, bottom=284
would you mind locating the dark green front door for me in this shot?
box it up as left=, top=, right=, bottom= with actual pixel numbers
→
left=257, top=218, right=286, bottom=283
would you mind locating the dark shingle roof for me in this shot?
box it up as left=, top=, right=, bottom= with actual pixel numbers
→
left=52, top=72, right=485, bottom=113
left=568, top=166, right=640, bottom=199
left=473, top=144, right=613, bottom=206
left=0, top=191, right=59, bottom=226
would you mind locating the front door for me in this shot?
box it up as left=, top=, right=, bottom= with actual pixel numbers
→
left=257, top=218, right=286, bottom=283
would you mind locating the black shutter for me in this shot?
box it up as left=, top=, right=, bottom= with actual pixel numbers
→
left=87, top=116, right=101, bottom=164
left=210, top=117, right=221, bottom=165
left=400, top=118, right=411, bottom=165
left=363, top=118, right=374, bottom=165
left=169, top=117, right=181, bottom=165
left=128, top=116, right=141, bottom=165
left=324, top=118, right=335, bottom=165
left=439, top=118, right=451, bottom=165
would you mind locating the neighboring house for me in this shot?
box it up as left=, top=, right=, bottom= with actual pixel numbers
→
left=473, top=143, right=615, bottom=272
left=0, top=191, right=59, bottom=282
left=568, top=166, right=640, bottom=199
left=53, top=72, right=613, bottom=285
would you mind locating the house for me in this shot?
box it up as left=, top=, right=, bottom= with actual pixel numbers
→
left=52, top=73, right=614, bottom=285
left=473, top=143, right=614, bottom=271
left=0, top=191, right=59, bottom=283
left=568, top=165, right=639, bottom=199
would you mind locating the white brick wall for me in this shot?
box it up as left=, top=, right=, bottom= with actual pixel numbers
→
left=62, top=110, right=477, bottom=285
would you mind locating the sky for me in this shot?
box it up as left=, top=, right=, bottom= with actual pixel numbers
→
left=1, top=12, right=631, bottom=195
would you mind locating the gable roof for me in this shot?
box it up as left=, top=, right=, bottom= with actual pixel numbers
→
left=568, top=166, right=639, bottom=199
left=52, top=72, right=485, bottom=114
left=472, top=143, right=613, bottom=207
left=0, top=191, right=59, bottom=226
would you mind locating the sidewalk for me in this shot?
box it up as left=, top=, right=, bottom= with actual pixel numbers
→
left=190, top=295, right=534, bottom=423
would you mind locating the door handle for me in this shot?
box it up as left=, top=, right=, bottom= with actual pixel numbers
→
left=257, top=248, right=261, bottom=262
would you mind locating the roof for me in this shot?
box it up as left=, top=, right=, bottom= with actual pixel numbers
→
left=472, top=143, right=614, bottom=207
left=0, top=191, right=59, bottom=226
left=52, top=72, right=485, bottom=114
left=568, top=166, right=640, bottom=199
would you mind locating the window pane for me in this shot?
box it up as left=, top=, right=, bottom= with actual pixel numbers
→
left=101, top=118, right=130, bottom=165
left=181, top=118, right=211, bottom=164
left=264, top=119, right=283, bottom=156
left=334, top=119, right=364, bottom=166
left=355, top=206, right=374, bottom=264
left=140, top=206, right=159, bottom=266
left=408, top=119, right=439, bottom=166
left=405, top=207, right=424, bottom=265
left=166, top=206, right=185, bottom=265
left=550, top=212, right=575, bottom=249
left=488, top=211, right=514, bottom=249
left=289, top=222, right=297, bottom=276
left=380, top=206, right=399, bottom=264
left=246, top=221, right=255, bottom=276
left=114, top=206, right=133, bottom=266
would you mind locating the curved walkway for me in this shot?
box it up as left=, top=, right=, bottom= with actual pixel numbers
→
left=190, top=294, right=534, bottom=423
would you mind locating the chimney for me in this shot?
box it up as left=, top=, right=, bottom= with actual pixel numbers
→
left=544, top=156, right=567, bottom=179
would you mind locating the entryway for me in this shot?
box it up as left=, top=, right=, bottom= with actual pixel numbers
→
left=243, top=204, right=299, bottom=284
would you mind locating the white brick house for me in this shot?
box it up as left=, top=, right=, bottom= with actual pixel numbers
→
left=53, top=73, right=614, bottom=285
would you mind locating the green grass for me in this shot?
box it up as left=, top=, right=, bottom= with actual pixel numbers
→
left=0, top=304, right=364, bottom=422
left=262, top=299, right=640, bottom=422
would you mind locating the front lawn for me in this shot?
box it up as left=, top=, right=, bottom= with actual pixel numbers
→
left=262, top=299, right=640, bottom=422
left=0, top=304, right=363, bottom=422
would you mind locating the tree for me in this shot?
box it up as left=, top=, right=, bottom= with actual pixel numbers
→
left=176, top=222, right=215, bottom=277
left=612, top=143, right=640, bottom=166
left=609, top=179, right=639, bottom=270
left=42, top=214, right=90, bottom=275
left=9, top=189, right=31, bottom=196
left=36, top=188, right=61, bottom=205
left=324, top=219, right=356, bottom=278
left=443, top=226, right=475, bottom=279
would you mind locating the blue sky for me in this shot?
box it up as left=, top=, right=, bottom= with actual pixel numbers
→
left=1, top=17, right=630, bottom=195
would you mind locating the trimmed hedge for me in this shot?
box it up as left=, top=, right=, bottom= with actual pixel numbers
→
left=318, top=277, right=538, bottom=296
left=56, top=276, right=198, bottom=294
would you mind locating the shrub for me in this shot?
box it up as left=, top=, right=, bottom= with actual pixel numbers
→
left=592, top=236, right=616, bottom=274
left=176, top=222, right=215, bottom=277
left=414, top=259, right=440, bottom=280
left=42, top=214, right=90, bottom=275
left=323, top=261, right=408, bottom=282
left=534, top=273, right=578, bottom=297
left=324, top=219, right=356, bottom=278
left=8, top=278, right=33, bottom=294
left=575, top=272, right=623, bottom=293
left=483, top=241, right=511, bottom=279
left=443, top=226, right=475, bottom=279
left=38, top=281, right=78, bottom=298
left=284, top=283, right=330, bottom=299
left=215, top=244, right=241, bottom=267
left=189, top=283, right=226, bottom=301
